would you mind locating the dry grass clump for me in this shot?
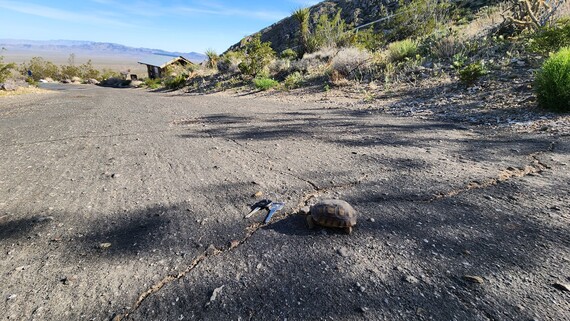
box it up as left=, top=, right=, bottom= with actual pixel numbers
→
left=330, top=47, right=372, bottom=79
left=0, top=86, right=53, bottom=97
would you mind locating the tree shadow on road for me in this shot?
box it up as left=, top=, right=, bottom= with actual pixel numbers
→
left=125, top=170, right=570, bottom=320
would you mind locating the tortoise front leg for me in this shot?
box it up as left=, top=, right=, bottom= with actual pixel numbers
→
left=344, top=226, right=353, bottom=234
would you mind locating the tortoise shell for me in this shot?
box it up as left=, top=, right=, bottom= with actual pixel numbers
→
left=308, top=200, right=357, bottom=233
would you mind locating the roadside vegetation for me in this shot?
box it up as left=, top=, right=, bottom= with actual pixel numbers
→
left=2, top=0, right=569, bottom=113
left=175, top=0, right=570, bottom=113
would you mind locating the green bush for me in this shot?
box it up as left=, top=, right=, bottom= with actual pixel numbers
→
left=283, top=71, right=303, bottom=89
left=387, top=0, right=454, bottom=41
left=218, top=50, right=245, bottom=73
left=386, top=39, right=419, bottom=63
left=60, top=65, right=81, bottom=79
left=529, top=18, right=570, bottom=55
left=0, top=56, right=16, bottom=83
left=238, top=34, right=275, bottom=76
left=458, top=61, right=488, bottom=86
left=534, top=47, right=570, bottom=112
left=253, top=77, right=279, bottom=90
left=306, top=9, right=350, bottom=53
left=164, top=74, right=187, bottom=90
left=144, top=78, right=162, bottom=89
left=100, top=69, right=120, bottom=81
left=354, top=26, right=385, bottom=52
left=79, top=60, right=100, bottom=80
left=19, top=57, right=59, bottom=81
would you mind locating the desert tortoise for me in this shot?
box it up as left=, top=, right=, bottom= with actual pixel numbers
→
left=306, top=200, right=357, bottom=234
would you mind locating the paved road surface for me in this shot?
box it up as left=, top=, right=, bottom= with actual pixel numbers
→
left=1, top=85, right=568, bottom=320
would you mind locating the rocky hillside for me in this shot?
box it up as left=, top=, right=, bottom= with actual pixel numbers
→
left=227, top=0, right=495, bottom=53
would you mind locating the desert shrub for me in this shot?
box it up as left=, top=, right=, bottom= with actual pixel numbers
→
left=0, top=56, right=16, bottom=83
left=164, top=63, right=188, bottom=77
left=388, top=0, right=454, bottom=41
left=331, top=47, right=371, bottom=79
left=144, top=78, right=162, bottom=89
left=283, top=71, right=303, bottom=89
left=419, top=28, right=464, bottom=59
left=306, top=9, right=350, bottom=53
left=292, top=46, right=338, bottom=74
left=253, top=76, right=279, bottom=90
left=528, top=18, right=570, bottom=54
left=281, top=48, right=298, bottom=60
left=60, top=65, right=81, bottom=80
left=79, top=60, right=100, bottom=80
left=386, top=39, right=419, bottom=63
left=238, top=34, right=276, bottom=76
left=353, top=27, right=385, bottom=52
left=20, top=57, right=59, bottom=81
left=164, top=74, right=187, bottom=89
left=100, top=69, right=120, bottom=81
left=269, top=59, right=291, bottom=76
left=458, top=60, right=488, bottom=86
left=218, top=50, right=245, bottom=73
left=534, top=47, right=570, bottom=112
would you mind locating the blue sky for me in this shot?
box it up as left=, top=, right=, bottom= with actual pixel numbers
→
left=0, top=0, right=319, bottom=53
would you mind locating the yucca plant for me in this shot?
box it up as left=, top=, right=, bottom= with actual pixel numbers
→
left=205, top=49, right=219, bottom=70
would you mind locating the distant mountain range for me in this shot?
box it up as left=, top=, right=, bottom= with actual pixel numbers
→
left=0, top=39, right=206, bottom=63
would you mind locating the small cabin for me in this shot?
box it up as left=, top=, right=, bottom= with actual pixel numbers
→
left=138, top=56, right=193, bottom=79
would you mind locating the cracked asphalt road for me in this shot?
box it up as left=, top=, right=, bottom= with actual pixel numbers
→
left=1, top=85, right=569, bottom=321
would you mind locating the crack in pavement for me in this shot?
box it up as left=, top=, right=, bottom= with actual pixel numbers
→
left=429, top=141, right=556, bottom=202
left=116, top=175, right=367, bottom=321
left=115, top=140, right=558, bottom=320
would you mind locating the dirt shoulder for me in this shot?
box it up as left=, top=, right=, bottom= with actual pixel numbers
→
left=0, top=86, right=568, bottom=321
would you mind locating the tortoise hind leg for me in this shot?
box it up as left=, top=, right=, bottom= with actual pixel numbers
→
left=344, top=226, right=353, bottom=234
left=306, top=215, right=315, bottom=229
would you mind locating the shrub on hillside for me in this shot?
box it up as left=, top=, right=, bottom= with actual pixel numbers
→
left=218, top=50, right=245, bottom=74
left=164, top=74, right=187, bottom=90
left=331, top=47, right=371, bottom=79
left=283, top=71, right=303, bottom=90
left=534, top=47, right=570, bottom=112
left=458, top=60, right=488, bottom=86
left=306, top=9, right=350, bottom=53
left=238, top=34, right=275, bottom=76
left=144, top=78, right=162, bottom=89
left=253, top=76, right=279, bottom=90
left=386, top=39, right=419, bottom=63
left=292, top=47, right=338, bottom=74
left=387, top=0, right=454, bottom=41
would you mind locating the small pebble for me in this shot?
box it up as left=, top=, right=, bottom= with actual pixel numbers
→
left=337, top=247, right=350, bottom=257
left=403, top=275, right=419, bottom=284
